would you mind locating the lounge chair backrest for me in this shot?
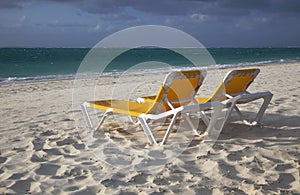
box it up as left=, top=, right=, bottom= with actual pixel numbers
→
left=209, top=68, right=260, bottom=101
left=224, top=68, right=260, bottom=95
left=147, top=70, right=206, bottom=114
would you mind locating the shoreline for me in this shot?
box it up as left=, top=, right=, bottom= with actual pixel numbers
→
left=1, top=60, right=299, bottom=85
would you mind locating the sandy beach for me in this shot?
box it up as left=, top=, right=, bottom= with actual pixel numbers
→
left=0, top=62, right=299, bottom=194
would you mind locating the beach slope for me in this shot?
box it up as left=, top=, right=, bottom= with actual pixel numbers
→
left=0, top=63, right=299, bottom=194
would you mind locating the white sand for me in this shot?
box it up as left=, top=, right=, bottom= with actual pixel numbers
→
left=0, top=63, right=299, bottom=194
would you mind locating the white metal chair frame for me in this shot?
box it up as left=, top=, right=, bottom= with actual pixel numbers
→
left=199, top=69, right=273, bottom=127
left=81, top=70, right=232, bottom=145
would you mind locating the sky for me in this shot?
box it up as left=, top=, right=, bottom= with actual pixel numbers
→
left=0, top=0, right=299, bottom=48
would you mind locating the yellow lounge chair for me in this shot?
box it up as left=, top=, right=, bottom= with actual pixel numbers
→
left=81, top=70, right=227, bottom=145
left=195, top=68, right=273, bottom=126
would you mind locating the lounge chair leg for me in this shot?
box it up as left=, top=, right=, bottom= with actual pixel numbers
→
left=234, top=105, right=252, bottom=125
left=95, top=108, right=113, bottom=131
left=81, top=103, right=93, bottom=129
left=138, top=114, right=157, bottom=145
left=234, top=105, right=243, bottom=121
left=183, top=113, right=199, bottom=135
left=161, top=113, right=179, bottom=145
left=253, top=93, right=273, bottom=125
left=199, top=111, right=210, bottom=126
left=222, top=100, right=237, bottom=126
left=203, top=103, right=226, bottom=140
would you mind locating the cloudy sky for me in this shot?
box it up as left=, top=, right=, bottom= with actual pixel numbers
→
left=0, top=0, right=299, bottom=48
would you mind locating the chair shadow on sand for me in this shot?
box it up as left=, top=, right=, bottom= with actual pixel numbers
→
left=97, top=108, right=300, bottom=146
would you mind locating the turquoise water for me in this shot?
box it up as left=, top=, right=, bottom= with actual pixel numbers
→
left=1, top=47, right=300, bottom=83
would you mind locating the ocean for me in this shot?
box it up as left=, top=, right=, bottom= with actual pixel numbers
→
left=1, top=47, right=300, bottom=83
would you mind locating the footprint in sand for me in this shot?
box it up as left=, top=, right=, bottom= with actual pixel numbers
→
left=10, top=179, right=33, bottom=194
left=0, top=156, right=7, bottom=164
left=35, top=163, right=60, bottom=176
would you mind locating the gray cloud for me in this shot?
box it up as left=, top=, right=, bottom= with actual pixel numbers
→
left=0, top=0, right=26, bottom=9
left=217, top=0, right=270, bottom=9
left=42, top=0, right=300, bottom=17
left=1, top=0, right=299, bottom=47
left=2, top=0, right=299, bottom=17
left=48, top=20, right=90, bottom=28
left=266, top=0, right=300, bottom=16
